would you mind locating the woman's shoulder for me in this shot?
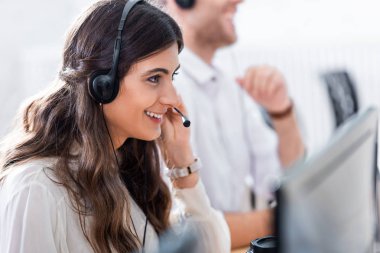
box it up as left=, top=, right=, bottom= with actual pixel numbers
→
left=0, top=157, right=66, bottom=204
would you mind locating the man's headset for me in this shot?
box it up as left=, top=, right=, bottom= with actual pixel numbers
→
left=175, top=0, right=195, bottom=9
left=89, top=0, right=142, bottom=104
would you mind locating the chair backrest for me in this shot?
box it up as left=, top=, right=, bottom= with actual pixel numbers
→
left=322, top=70, right=359, bottom=127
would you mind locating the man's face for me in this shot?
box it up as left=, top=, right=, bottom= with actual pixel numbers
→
left=190, top=0, right=242, bottom=48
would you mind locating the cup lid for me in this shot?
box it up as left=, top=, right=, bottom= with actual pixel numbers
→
left=250, top=236, right=277, bottom=253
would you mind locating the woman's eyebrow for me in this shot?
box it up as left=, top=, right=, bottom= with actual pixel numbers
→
left=143, top=65, right=180, bottom=76
left=143, top=68, right=169, bottom=75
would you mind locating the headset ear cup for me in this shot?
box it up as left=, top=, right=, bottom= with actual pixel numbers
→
left=89, top=70, right=119, bottom=104
left=175, top=0, right=195, bottom=9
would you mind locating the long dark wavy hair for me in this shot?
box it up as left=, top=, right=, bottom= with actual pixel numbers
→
left=0, top=0, right=183, bottom=252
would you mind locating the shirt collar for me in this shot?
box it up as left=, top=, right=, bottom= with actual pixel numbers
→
left=179, top=47, right=218, bottom=86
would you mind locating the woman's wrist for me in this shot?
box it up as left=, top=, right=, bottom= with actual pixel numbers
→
left=166, top=145, right=195, bottom=168
left=166, top=157, right=201, bottom=178
left=172, top=172, right=199, bottom=189
left=171, top=154, right=196, bottom=168
left=166, top=156, right=201, bottom=189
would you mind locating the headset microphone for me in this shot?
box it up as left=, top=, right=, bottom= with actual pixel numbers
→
left=174, top=107, right=191, bottom=127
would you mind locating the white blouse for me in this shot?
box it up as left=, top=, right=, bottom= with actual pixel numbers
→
left=0, top=158, right=230, bottom=253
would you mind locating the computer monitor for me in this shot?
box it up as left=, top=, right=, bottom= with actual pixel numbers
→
left=276, top=107, right=379, bottom=253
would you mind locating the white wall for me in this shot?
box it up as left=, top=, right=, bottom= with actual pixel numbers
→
left=0, top=0, right=93, bottom=137
left=235, top=0, right=380, bottom=47
left=216, top=0, right=380, bottom=158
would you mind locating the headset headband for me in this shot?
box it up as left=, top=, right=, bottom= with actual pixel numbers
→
left=109, top=0, right=142, bottom=83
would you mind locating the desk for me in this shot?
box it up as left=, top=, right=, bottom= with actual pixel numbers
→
left=231, top=247, right=247, bottom=253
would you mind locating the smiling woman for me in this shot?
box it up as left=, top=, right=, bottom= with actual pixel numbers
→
left=0, top=1, right=230, bottom=253
left=104, top=44, right=181, bottom=146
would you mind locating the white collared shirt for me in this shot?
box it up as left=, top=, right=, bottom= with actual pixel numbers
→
left=174, top=48, right=282, bottom=212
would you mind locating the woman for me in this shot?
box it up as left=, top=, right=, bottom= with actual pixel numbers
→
left=0, top=0, right=230, bottom=252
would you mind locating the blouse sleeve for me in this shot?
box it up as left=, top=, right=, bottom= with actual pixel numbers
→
left=170, top=180, right=231, bottom=253
left=0, top=182, right=59, bottom=253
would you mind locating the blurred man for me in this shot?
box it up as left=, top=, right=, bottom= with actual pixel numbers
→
left=163, top=0, right=305, bottom=248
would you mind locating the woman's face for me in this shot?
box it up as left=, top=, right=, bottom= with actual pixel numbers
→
left=103, top=43, right=180, bottom=147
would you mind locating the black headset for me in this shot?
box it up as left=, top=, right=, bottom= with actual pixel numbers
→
left=175, top=0, right=195, bottom=9
left=89, top=0, right=142, bottom=104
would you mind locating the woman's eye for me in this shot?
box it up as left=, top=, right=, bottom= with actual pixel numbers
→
left=148, top=75, right=160, bottom=84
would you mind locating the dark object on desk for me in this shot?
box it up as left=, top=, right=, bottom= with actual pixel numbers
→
left=275, top=107, right=378, bottom=253
left=246, top=236, right=277, bottom=253
left=154, top=222, right=199, bottom=253
left=132, top=222, right=199, bottom=253
left=322, top=70, right=359, bottom=127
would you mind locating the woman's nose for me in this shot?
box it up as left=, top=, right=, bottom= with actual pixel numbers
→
left=159, top=82, right=179, bottom=107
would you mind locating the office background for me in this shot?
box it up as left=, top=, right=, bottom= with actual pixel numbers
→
left=0, top=0, right=379, bottom=164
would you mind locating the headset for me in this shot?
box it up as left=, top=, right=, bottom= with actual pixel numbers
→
left=89, top=0, right=142, bottom=104
left=89, top=0, right=195, bottom=104
left=175, top=0, right=195, bottom=9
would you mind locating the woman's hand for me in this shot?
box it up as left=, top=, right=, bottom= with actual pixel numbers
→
left=159, top=98, right=195, bottom=169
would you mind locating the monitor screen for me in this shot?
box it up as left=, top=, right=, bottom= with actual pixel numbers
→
left=276, top=107, right=378, bottom=253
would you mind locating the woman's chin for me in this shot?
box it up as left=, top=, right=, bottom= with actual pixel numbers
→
left=139, top=130, right=161, bottom=142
